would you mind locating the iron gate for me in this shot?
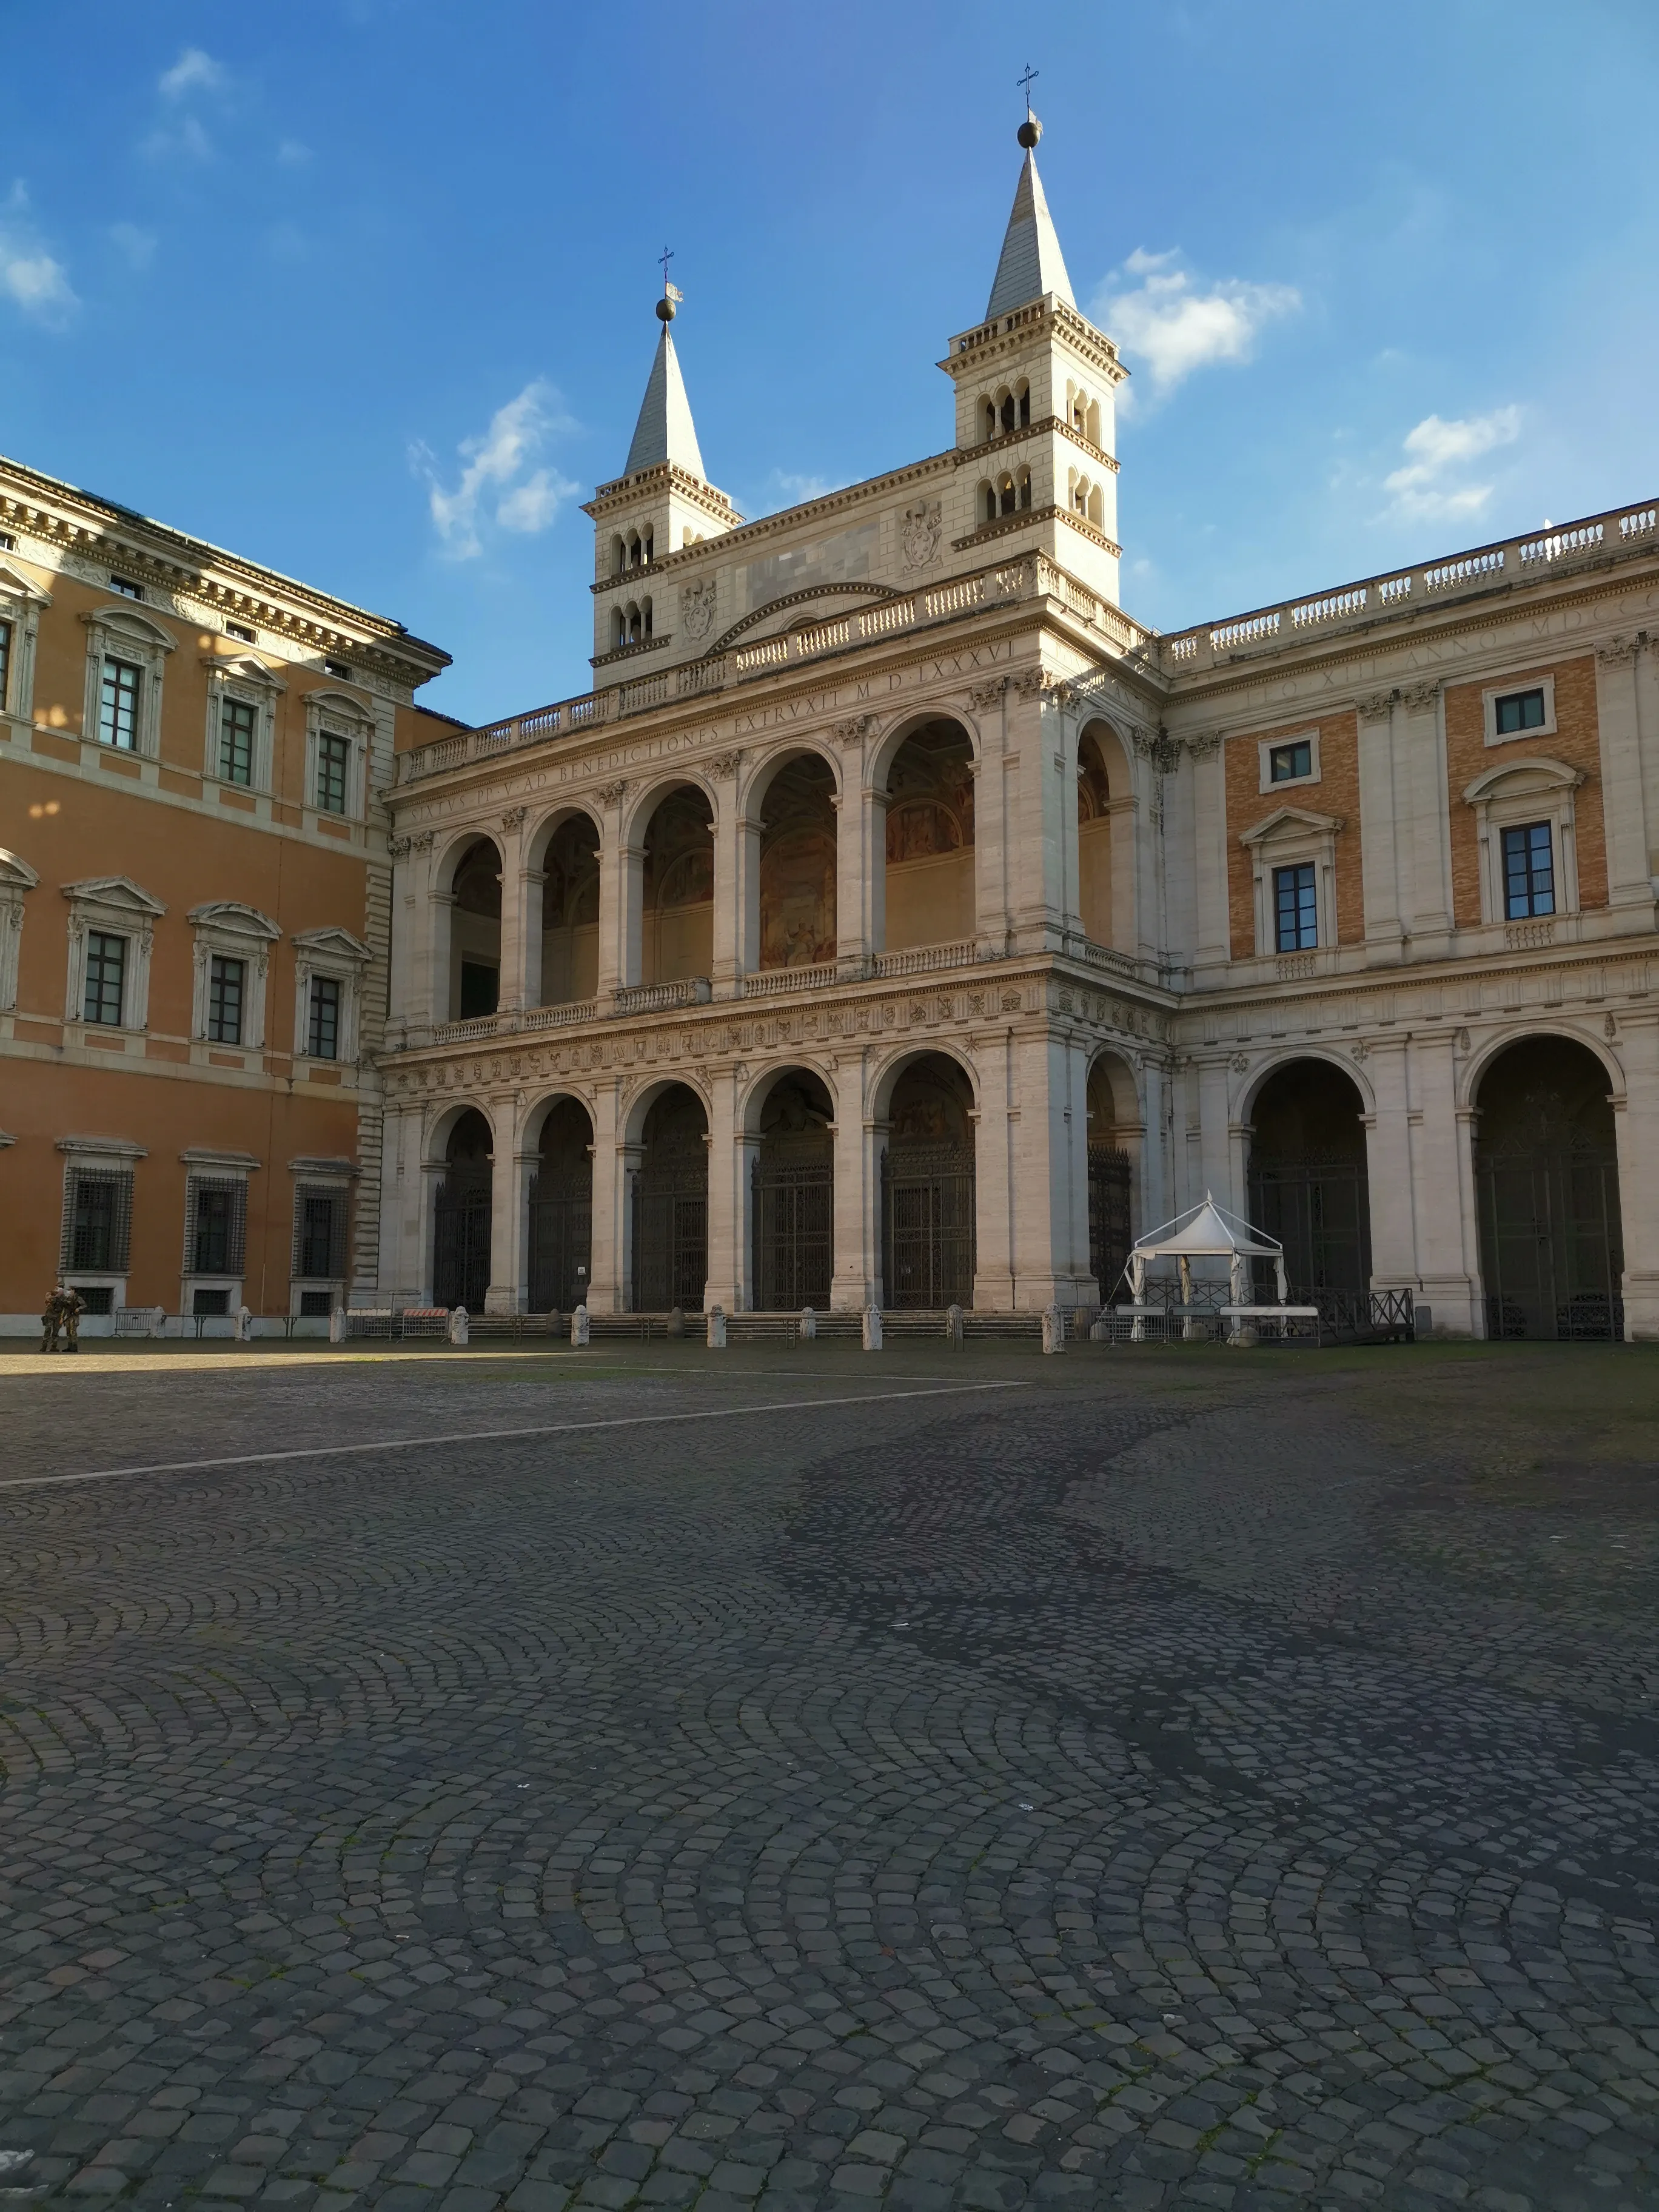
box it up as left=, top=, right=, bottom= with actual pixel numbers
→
left=1477, top=1141, right=1624, bottom=1340
left=631, top=1164, right=708, bottom=1312
left=882, top=1142, right=975, bottom=1309
left=1248, top=1153, right=1372, bottom=1298
left=528, top=1173, right=591, bottom=1313
left=752, top=1159, right=833, bottom=1310
left=1088, top=1145, right=1132, bottom=1302
left=434, top=1172, right=491, bottom=1310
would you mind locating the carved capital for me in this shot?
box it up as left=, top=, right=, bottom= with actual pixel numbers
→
left=1133, top=727, right=1180, bottom=775
left=501, top=805, right=528, bottom=831
left=1401, top=682, right=1440, bottom=713
left=1598, top=634, right=1641, bottom=666
left=1011, top=668, right=1046, bottom=700
left=595, top=779, right=628, bottom=806
left=1355, top=690, right=1395, bottom=720
left=387, top=835, right=413, bottom=859
left=411, top=830, right=435, bottom=851
left=1185, top=731, right=1223, bottom=762
left=967, top=679, right=1007, bottom=710
left=706, top=750, right=744, bottom=780
left=1040, top=681, right=1075, bottom=711
left=834, top=714, right=876, bottom=746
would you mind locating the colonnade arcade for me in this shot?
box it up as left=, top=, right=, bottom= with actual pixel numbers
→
left=416, top=707, right=1142, bottom=1032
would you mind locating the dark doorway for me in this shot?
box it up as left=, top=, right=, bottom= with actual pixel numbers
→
left=1475, top=1036, right=1624, bottom=1341
left=631, top=1086, right=708, bottom=1312
left=529, top=1098, right=592, bottom=1312
left=752, top=1070, right=834, bottom=1309
left=1248, top=1060, right=1372, bottom=1297
left=434, top=1108, right=492, bottom=1309
left=1086, top=1054, right=1136, bottom=1302
left=881, top=1054, right=976, bottom=1309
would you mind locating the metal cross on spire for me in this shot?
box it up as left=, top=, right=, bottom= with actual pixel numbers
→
left=1016, top=64, right=1039, bottom=115
left=658, top=244, right=683, bottom=307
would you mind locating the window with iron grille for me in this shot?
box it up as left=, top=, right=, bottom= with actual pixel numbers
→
left=1274, top=862, right=1318, bottom=951
left=219, top=696, right=256, bottom=785
left=99, top=657, right=142, bottom=748
left=1502, top=822, right=1555, bottom=919
left=83, top=931, right=127, bottom=1025
left=187, top=1176, right=247, bottom=1276
left=207, top=955, right=245, bottom=1044
left=292, top=1184, right=349, bottom=1281
left=60, top=1167, right=134, bottom=1273
left=307, top=974, right=341, bottom=1059
left=316, top=731, right=350, bottom=814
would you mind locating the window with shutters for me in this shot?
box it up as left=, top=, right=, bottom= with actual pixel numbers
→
left=62, top=1167, right=135, bottom=1273
left=186, top=1176, right=247, bottom=1277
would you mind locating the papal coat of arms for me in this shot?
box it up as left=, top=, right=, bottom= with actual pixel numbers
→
left=900, top=499, right=943, bottom=571
left=681, top=577, right=717, bottom=641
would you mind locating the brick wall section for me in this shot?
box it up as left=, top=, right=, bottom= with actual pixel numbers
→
left=1444, top=656, right=1605, bottom=927
left=1225, top=711, right=1362, bottom=958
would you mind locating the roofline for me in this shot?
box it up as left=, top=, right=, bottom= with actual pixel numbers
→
left=0, top=449, right=451, bottom=673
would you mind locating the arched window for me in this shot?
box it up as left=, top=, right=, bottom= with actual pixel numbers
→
left=1000, top=390, right=1016, bottom=435
left=1088, top=483, right=1104, bottom=527
left=643, top=595, right=653, bottom=639
left=1016, top=381, right=1030, bottom=428
left=983, top=400, right=997, bottom=441
left=999, top=474, right=1017, bottom=517
left=643, top=526, right=654, bottom=565
left=611, top=535, right=626, bottom=576
left=982, top=482, right=997, bottom=525
left=627, top=532, right=642, bottom=569
left=612, top=608, right=626, bottom=650
left=1071, top=472, right=1090, bottom=515
left=1017, top=468, right=1031, bottom=511
left=626, top=602, right=642, bottom=645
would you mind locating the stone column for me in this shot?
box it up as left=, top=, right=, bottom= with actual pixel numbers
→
left=1409, top=1029, right=1478, bottom=1335
left=1596, top=639, right=1654, bottom=911
left=1355, top=692, right=1407, bottom=957
left=709, top=755, right=752, bottom=996
left=1007, top=671, right=1068, bottom=953
left=1188, top=734, right=1230, bottom=980
left=704, top=1065, right=746, bottom=1312
left=402, top=833, right=440, bottom=1043
left=594, top=782, right=638, bottom=999
left=1195, top=1054, right=1236, bottom=1210
left=1613, top=1011, right=1659, bottom=1339
left=968, top=679, right=1012, bottom=956
left=1402, top=682, right=1454, bottom=951
left=485, top=1111, right=534, bottom=1315
left=418, top=1150, right=446, bottom=1306
left=587, top=1077, right=627, bottom=1313
left=1362, top=1036, right=1417, bottom=1290
left=830, top=1051, right=879, bottom=1310
left=833, top=718, right=876, bottom=974
left=496, top=808, right=535, bottom=1016
left=379, top=1100, right=423, bottom=1306
left=971, top=1022, right=1018, bottom=1312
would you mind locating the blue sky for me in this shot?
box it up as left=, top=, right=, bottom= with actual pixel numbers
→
left=2, top=1, right=1655, bottom=724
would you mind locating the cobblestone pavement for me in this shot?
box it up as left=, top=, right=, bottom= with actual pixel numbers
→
left=3, top=1342, right=1659, bottom=2212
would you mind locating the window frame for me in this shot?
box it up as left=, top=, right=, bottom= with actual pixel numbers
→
left=201, top=652, right=284, bottom=794
left=206, top=953, right=246, bottom=1044
left=1239, top=805, right=1346, bottom=960
left=187, top=902, right=281, bottom=1052
left=82, top=930, right=128, bottom=1026
left=1483, top=672, right=1558, bottom=748
left=303, top=688, right=375, bottom=826
left=290, top=925, right=371, bottom=1070
left=1501, top=820, right=1556, bottom=920
left=1258, top=729, right=1321, bottom=793
left=178, top=1147, right=260, bottom=1315
left=287, top=1155, right=358, bottom=1312
left=79, top=604, right=176, bottom=759
left=62, top=876, right=166, bottom=1035
left=1462, top=756, right=1584, bottom=927
left=0, top=847, right=41, bottom=1016
left=0, top=555, right=51, bottom=722
left=1272, top=862, right=1319, bottom=951
left=56, top=1136, right=147, bottom=1314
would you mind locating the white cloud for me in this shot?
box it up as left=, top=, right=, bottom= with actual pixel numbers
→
left=276, top=138, right=312, bottom=167
left=159, top=48, right=226, bottom=99
left=0, top=184, right=75, bottom=327
left=768, top=468, right=837, bottom=506
left=1383, top=407, right=1521, bottom=520
left=109, top=222, right=156, bottom=271
left=414, top=381, right=578, bottom=558
left=144, top=115, right=213, bottom=163
left=1095, top=258, right=1300, bottom=395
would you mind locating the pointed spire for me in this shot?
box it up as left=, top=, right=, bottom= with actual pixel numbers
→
left=985, top=109, right=1075, bottom=321
left=622, top=279, right=708, bottom=481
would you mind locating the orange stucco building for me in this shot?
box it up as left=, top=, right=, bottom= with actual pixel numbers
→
left=0, top=454, right=451, bottom=1332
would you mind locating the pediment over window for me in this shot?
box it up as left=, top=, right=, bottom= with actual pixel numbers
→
left=79, top=605, right=177, bottom=652
left=1462, top=755, right=1584, bottom=806
left=62, top=875, right=167, bottom=916
left=187, top=900, right=282, bottom=940
left=0, top=557, right=50, bottom=606
left=0, top=848, right=41, bottom=893
left=307, top=686, right=375, bottom=726
left=202, top=651, right=286, bottom=691
left=292, top=925, right=372, bottom=964
left=1239, top=804, right=1345, bottom=847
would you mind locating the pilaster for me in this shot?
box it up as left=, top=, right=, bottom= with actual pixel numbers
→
left=1595, top=639, right=1655, bottom=910
left=1614, top=1011, right=1659, bottom=1339
left=705, top=1064, right=744, bottom=1311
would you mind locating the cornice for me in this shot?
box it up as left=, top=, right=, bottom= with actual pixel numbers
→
left=953, top=504, right=1122, bottom=560
left=954, top=416, right=1121, bottom=475
left=584, top=461, right=742, bottom=528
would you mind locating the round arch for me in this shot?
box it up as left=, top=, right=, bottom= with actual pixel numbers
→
left=745, top=1064, right=837, bottom=1311
left=428, top=1104, right=495, bottom=1312
left=620, top=769, right=720, bottom=849
left=423, top=1096, right=499, bottom=1167
left=1238, top=1046, right=1377, bottom=1125
left=522, top=1088, right=596, bottom=1150
left=1458, top=1021, right=1624, bottom=1114
left=873, top=1047, right=979, bottom=1311
left=525, top=800, right=605, bottom=873
left=741, top=739, right=842, bottom=821
left=525, top=1093, right=595, bottom=1314
left=739, top=1055, right=840, bottom=1136
left=620, top=1071, right=714, bottom=1150
left=1243, top=1056, right=1373, bottom=1299
left=626, top=1079, right=711, bottom=1314
left=866, top=706, right=982, bottom=800
left=870, top=1041, right=980, bottom=1122
left=433, top=825, right=501, bottom=894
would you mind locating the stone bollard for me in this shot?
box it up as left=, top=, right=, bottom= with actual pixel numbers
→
left=448, top=1305, right=469, bottom=1347
left=706, top=1305, right=726, bottom=1349
left=1041, top=1304, right=1066, bottom=1355
left=945, top=1303, right=965, bottom=1348
left=571, top=1302, right=591, bottom=1348
left=667, top=1305, right=685, bottom=1338
left=1088, top=1312, right=1111, bottom=1342
left=1414, top=1304, right=1432, bottom=1338
left=329, top=1306, right=347, bottom=1346
left=234, top=1304, right=253, bottom=1344
left=799, top=1306, right=817, bottom=1341
left=862, top=1304, right=883, bottom=1352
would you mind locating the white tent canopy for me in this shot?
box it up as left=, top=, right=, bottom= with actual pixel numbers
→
left=1123, top=1192, right=1287, bottom=1307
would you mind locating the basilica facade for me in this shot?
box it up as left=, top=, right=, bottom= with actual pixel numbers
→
left=376, top=120, right=1659, bottom=1341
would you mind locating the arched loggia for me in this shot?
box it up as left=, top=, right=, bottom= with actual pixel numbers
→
left=1474, top=1034, right=1624, bottom=1340
left=882, top=719, right=976, bottom=953
left=630, top=1083, right=709, bottom=1312
left=1246, top=1059, right=1372, bottom=1298
left=879, top=1051, right=976, bottom=1309
left=756, top=754, right=837, bottom=970
left=749, top=1067, right=835, bottom=1309
left=447, top=839, right=503, bottom=1020
left=528, top=1096, right=593, bottom=1312
left=433, top=1108, right=493, bottom=1309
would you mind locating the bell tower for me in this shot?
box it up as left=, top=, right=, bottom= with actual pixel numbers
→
left=583, top=271, right=740, bottom=665
left=940, top=102, right=1128, bottom=604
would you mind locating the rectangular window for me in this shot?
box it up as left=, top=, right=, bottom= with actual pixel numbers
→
left=1273, top=862, right=1319, bottom=952
left=62, top=1167, right=134, bottom=1273
left=1502, top=822, right=1555, bottom=919
left=226, top=622, right=255, bottom=643
left=294, top=1188, right=347, bottom=1280
left=109, top=576, right=144, bottom=601
left=1269, top=739, right=1313, bottom=783
left=193, top=1287, right=230, bottom=1318
left=0, top=617, right=11, bottom=709
left=189, top=1178, right=247, bottom=1276
left=459, top=960, right=499, bottom=1019
left=207, top=954, right=246, bottom=1044
left=307, top=973, right=341, bottom=1060
left=219, top=696, right=256, bottom=785
left=316, top=731, right=351, bottom=814
left=99, top=658, right=142, bottom=749
left=76, top=1285, right=115, bottom=1316
left=298, top=1288, right=333, bottom=1316
left=82, top=931, right=127, bottom=1025
left=1495, top=687, right=1547, bottom=736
